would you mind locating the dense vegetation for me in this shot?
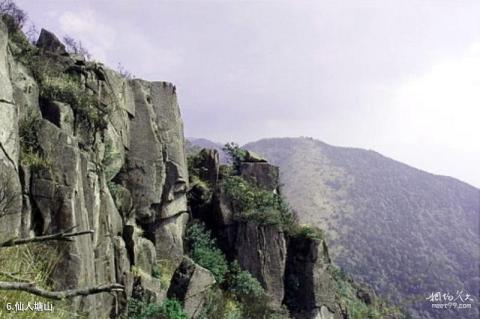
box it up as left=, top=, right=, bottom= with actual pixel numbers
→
left=185, top=221, right=280, bottom=319
left=126, top=298, right=188, bottom=319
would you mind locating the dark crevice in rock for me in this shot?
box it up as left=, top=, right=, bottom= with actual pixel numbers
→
left=122, top=225, right=135, bottom=266
left=29, top=194, right=45, bottom=236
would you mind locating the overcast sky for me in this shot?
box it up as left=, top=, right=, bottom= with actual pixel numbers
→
left=16, top=0, right=480, bottom=187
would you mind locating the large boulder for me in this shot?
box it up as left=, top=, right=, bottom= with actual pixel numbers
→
left=167, top=257, right=216, bottom=319
left=243, top=150, right=267, bottom=163
left=239, top=162, right=279, bottom=192
left=235, top=221, right=286, bottom=309
left=36, top=29, right=67, bottom=55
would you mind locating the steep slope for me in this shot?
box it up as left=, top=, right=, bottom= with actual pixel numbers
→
left=244, top=137, right=480, bottom=319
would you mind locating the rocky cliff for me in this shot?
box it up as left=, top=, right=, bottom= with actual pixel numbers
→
left=0, top=20, right=190, bottom=318
left=188, top=148, right=403, bottom=319
left=0, top=17, right=403, bottom=319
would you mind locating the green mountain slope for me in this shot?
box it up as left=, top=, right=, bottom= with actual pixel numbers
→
left=243, top=137, right=479, bottom=319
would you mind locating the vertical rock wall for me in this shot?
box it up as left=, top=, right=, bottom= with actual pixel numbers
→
left=0, top=22, right=189, bottom=318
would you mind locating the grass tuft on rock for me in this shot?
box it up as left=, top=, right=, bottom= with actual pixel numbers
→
left=0, top=243, right=81, bottom=319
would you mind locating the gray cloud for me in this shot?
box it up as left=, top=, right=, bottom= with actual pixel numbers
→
left=17, top=0, right=480, bottom=187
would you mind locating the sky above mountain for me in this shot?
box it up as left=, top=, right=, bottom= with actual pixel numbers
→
left=16, top=0, right=480, bottom=187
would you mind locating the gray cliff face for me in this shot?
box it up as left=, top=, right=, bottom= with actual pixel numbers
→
left=0, top=23, right=189, bottom=318
left=168, top=256, right=216, bottom=319
left=235, top=221, right=287, bottom=309
left=284, top=237, right=340, bottom=319
left=0, top=19, right=22, bottom=239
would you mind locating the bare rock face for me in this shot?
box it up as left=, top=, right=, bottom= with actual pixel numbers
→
left=36, top=29, right=67, bottom=55
left=284, top=236, right=342, bottom=319
left=117, top=80, right=188, bottom=265
left=235, top=221, right=287, bottom=310
left=243, top=150, right=267, bottom=163
left=167, top=257, right=216, bottom=319
left=0, top=21, right=21, bottom=242
left=0, top=23, right=190, bottom=318
left=239, top=162, right=279, bottom=192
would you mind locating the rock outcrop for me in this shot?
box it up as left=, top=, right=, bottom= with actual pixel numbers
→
left=235, top=221, right=287, bottom=309
left=240, top=161, right=279, bottom=192
left=168, top=257, right=216, bottom=319
left=0, top=22, right=190, bottom=318
left=284, top=236, right=341, bottom=319
left=188, top=147, right=396, bottom=319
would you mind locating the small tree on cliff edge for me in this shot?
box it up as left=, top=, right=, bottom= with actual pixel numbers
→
left=0, top=0, right=27, bottom=32
left=223, top=142, right=246, bottom=173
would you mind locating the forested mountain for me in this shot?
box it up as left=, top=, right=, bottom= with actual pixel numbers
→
left=241, top=137, right=479, bottom=319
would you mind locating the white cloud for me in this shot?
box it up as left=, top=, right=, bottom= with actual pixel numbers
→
left=380, top=41, right=480, bottom=186
left=389, top=41, right=480, bottom=147
left=58, top=10, right=116, bottom=63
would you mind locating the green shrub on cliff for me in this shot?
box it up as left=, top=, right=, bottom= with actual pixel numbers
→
left=152, top=259, right=177, bottom=289
left=227, top=261, right=264, bottom=298
left=329, top=264, right=406, bottom=319
left=185, top=222, right=228, bottom=283
left=288, top=224, right=324, bottom=241
left=39, top=73, right=106, bottom=130
left=222, top=175, right=295, bottom=228
left=187, top=151, right=213, bottom=204
left=127, top=298, right=187, bottom=319
left=18, top=112, right=51, bottom=170
left=198, top=289, right=243, bottom=319
left=222, top=142, right=246, bottom=172
left=0, top=1, right=27, bottom=33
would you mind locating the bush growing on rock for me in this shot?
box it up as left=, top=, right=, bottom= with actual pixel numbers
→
left=18, top=112, right=51, bottom=170
left=152, top=259, right=177, bottom=289
left=185, top=222, right=229, bottom=283
left=197, top=289, right=243, bottom=319
left=222, top=142, right=246, bottom=173
left=222, top=175, right=295, bottom=229
left=127, top=298, right=187, bottom=319
left=39, top=72, right=107, bottom=130
left=0, top=0, right=27, bottom=32
left=288, top=224, right=324, bottom=241
left=228, top=261, right=264, bottom=298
